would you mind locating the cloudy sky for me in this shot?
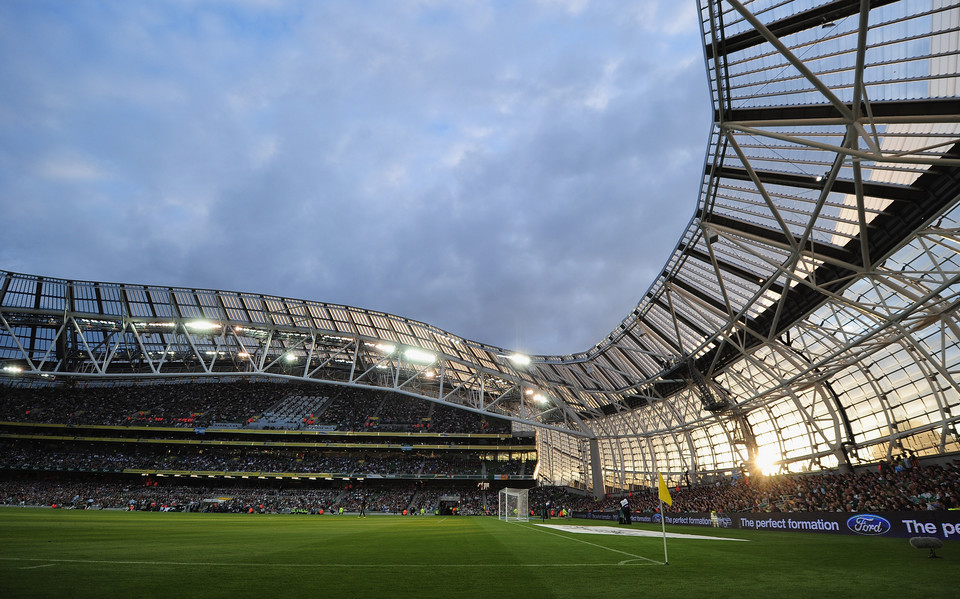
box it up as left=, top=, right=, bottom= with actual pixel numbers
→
left=0, top=0, right=710, bottom=356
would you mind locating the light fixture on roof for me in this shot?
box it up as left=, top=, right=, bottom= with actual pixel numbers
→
left=375, top=343, right=396, bottom=355
left=284, top=352, right=298, bottom=363
left=506, top=353, right=531, bottom=367
left=184, top=320, right=221, bottom=331
left=403, top=348, right=436, bottom=364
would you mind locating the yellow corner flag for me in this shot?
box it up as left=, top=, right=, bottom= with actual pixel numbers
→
left=657, top=472, right=673, bottom=506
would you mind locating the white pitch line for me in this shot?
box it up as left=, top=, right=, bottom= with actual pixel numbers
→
left=519, top=522, right=663, bottom=565
left=17, top=563, right=56, bottom=570
left=0, top=557, right=647, bottom=568
left=534, top=523, right=748, bottom=542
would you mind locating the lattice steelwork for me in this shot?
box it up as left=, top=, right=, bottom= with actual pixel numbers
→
left=2, top=0, right=959, bottom=496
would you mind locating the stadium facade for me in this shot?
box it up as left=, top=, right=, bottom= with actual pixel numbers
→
left=2, top=0, right=959, bottom=497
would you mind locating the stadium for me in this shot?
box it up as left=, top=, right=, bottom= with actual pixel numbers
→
left=2, top=1, right=960, bottom=597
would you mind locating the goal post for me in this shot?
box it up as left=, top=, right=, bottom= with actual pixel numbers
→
left=498, top=487, right=529, bottom=522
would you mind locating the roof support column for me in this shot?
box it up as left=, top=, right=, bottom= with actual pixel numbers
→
left=588, top=438, right=605, bottom=499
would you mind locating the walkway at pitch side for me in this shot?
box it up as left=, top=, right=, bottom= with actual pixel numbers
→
left=534, top=523, right=748, bottom=541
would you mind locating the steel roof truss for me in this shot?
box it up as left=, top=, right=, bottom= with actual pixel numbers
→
left=723, top=123, right=960, bottom=167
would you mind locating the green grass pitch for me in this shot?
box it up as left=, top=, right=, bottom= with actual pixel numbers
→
left=1, top=509, right=957, bottom=598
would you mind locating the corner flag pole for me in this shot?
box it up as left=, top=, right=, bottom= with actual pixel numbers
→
left=659, top=495, right=668, bottom=565
left=657, top=471, right=673, bottom=565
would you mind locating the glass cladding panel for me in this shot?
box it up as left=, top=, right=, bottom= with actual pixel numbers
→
left=147, top=289, right=175, bottom=317
left=172, top=291, right=202, bottom=318
left=287, top=302, right=312, bottom=327
left=4, top=276, right=37, bottom=308
left=71, top=283, right=95, bottom=313
left=241, top=296, right=267, bottom=324
left=39, top=281, right=65, bottom=311
left=219, top=294, right=242, bottom=309
left=263, top=298, right=285, bottom=313
left=750, top=406, right=786, bottom=469
left=225, top=308, right=246, bottom=321
left=128, top=300, right=153, bottom=318
left=197, top=293, right=225, bottom=321
left=99, top=286, right=124, bottom=316
left=901, top=429, right=960, bottom=456
left=468, top=346, right=496, bottom=370
left=307, top=304, right=331, bottom=327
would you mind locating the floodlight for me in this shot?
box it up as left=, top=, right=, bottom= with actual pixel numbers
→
left=375, top=343, right=396, bottom=354
left=1, top=365, right=23, bottom=374
left=403, top=348, right=435, bottom=364
left=185, top=320, right=220, bottom=331
left=507, top=353, right=531, bottom=366
left=284, top=353, right=298, bottom=363
left=533, top=393, right=549, bottom=404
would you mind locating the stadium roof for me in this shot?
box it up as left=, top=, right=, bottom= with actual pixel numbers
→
left=2, top=0, right=959, bottom=493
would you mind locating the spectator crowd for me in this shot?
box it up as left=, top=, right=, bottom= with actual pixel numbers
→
left=4, top=380, right=959, bottom=518
left=0, top=440, right=535, bottom=478
left=531, top=458, right=960, bottom=515
left=0, top=479, right=496, bottom=516
left=0, top=381, right=510, bottom=433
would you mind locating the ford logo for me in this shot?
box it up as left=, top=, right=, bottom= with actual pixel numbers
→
left=846, top=514, right=891, bottom=535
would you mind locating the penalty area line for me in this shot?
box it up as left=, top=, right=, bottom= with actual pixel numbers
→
left=0, top=557, right=651, bottom=568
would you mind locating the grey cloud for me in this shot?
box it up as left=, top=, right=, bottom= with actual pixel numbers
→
left=1, top=0, right=710, bottom=356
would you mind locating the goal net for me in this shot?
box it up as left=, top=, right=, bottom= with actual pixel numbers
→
left=498, top=487, right=529, bottom=522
